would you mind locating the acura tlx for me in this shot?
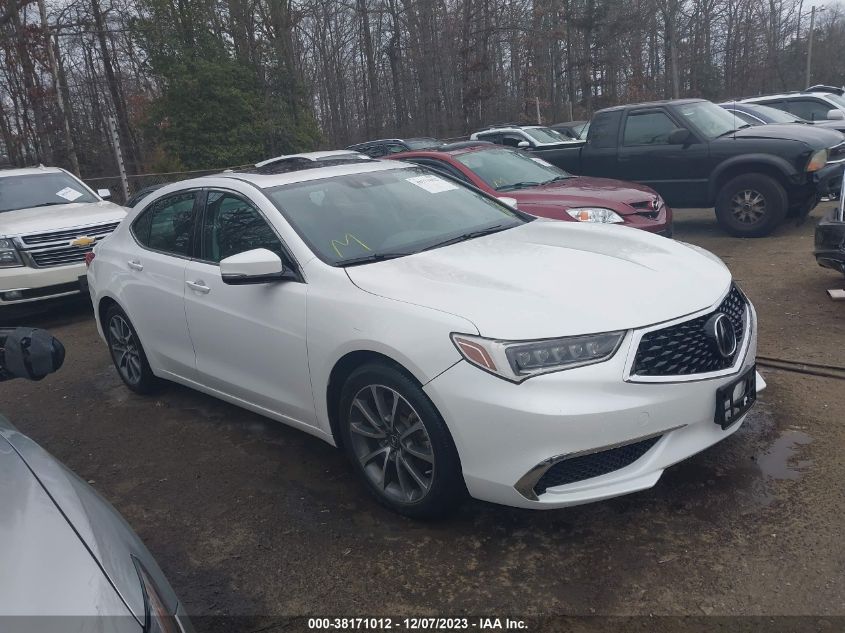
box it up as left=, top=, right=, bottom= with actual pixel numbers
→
left=87, top=157, right=764, bottom=518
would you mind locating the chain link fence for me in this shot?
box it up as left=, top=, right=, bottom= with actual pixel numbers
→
left=84, top=165, right=252, bottom=206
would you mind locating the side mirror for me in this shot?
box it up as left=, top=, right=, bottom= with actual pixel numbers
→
left=517, top=141, right=531, bottom=149
left=0, top=328, right=65, bottom=382
left=497, top=196, right=519, bottom=209
left=668, top=128, right=692, bottom=144
left=220, top=248, right=286, bottom=285
left=827, top=109, right=845, bottom=121
left=97, top=188, right=112, bottom=200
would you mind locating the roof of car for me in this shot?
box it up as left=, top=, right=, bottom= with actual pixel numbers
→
left=595, top=98, right=705, bottom=113
left=255, top=150, right=367, bottom=168
left=196, top=159, right=410, bottom=190
left=741, top=91, right=843, bottom=102
left=0, top=165, right=65, bottom=178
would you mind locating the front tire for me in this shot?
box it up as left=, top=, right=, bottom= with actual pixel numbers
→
left=338, top=363, right=465, bottom=518
left=715, top=173, right=788, bottom=237
left=105, top=305, right=157, bottom=394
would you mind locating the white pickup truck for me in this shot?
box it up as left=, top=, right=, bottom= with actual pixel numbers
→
left=0, top=166, right=127, bottom=306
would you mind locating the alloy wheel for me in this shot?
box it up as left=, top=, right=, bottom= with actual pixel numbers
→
left=730, top=189, right=767, bottom=224
left=108, top=315, right=143, bottom=386
left=347, top=384, right=435, bottom=504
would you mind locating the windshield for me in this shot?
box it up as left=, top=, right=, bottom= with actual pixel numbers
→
left=825, top=93, right=845, bottom=109
left=456, top=148, right=569, bottom=191
left=0, top=172, right=98, bottom=213
left=749, top=104, right=804, bottom=123
left=675, top=101, right=745, bottom=139
left=405, top=138, right=442, bottom=150
left=524, top=127, right=568, bottom=144
left=265, top=167, right=527, bottom=265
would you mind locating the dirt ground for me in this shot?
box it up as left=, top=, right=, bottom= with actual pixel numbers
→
left=1, top=205, right=844, bottom=632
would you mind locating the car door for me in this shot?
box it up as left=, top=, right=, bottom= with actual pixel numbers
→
left=616, top=107, right=710, bottom=206
left=183, top=189, right=316, bottom=428
left=122, top=190, right=199, bottom=379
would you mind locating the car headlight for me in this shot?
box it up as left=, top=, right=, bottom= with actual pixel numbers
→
left=566, top=207, right=624, bottom=223
left=807, top=148, right=828, bottom=172
left=133, top=557, right=180, bottom=633
left=451, top=331, right=626, bottom=382
left=0, top=238, right=23, bottom=268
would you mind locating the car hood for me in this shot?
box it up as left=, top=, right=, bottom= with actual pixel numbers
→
left=728, top=123, right=844, bottom=147
left=0, top=416, right=177, bottom=623
left=0, top=201, right=127, bottom=237
left=346, top=220, right=731, bottom=340
left=0, top=427, right=139, bottom=626
left=510, top=176, right=660, bottom=214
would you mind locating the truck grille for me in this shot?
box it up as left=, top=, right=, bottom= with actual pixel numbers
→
left=535, top=436, right=661, bottom=495
left=19, top=221, right=120, bottom=268
left=829, top=141, right=845, bottom=164
left=20, top=222, right=120, bottom=246
left=30, top=244, right=93, bottom=267
left=632, top=285, right=747, bottom=377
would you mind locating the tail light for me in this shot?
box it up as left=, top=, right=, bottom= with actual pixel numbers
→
left=84, top=252, right=96, bottom=267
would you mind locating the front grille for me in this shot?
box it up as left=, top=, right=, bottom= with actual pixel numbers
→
left=632, top=284, right=747, bottom=377
left=20, top=222, right=120, bottom=246
left=30, top=244, right=93, bottom=267
left=535, top=436, right=661, bottom=495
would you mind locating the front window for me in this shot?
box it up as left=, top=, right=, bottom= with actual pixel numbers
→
left=265, top=167, right=527, bottom=265
left=0, top=172, right=99, bottom=213
left=674, top=101, right=745, bottom=139
left=455, top=148, right=570, bottom=191
left=825, top=93, right=845, bottom=109
left=523, top=127, right=568, bottom=144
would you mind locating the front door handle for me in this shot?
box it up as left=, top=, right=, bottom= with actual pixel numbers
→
left=127, top=260, right=144, bottom=271
left=186, top=280, right=211, bottom=294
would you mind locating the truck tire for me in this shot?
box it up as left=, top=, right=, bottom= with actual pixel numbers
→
left=715, top=173, right=788, bottom=237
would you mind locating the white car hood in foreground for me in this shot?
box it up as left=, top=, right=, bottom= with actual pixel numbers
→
left=0, top=201, right=126, bottom=237
left=346, top=221, right=731, bottom=340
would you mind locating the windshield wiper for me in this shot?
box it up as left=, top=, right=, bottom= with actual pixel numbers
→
left=496, top=181, right=542, bottom=191
left=28, top=201, right=70, bottom=208
left=541, top=175, right=570, bottom=185
left=422, top=224, right=508, bottom=252
left=715, top=124, right=752, bottom=139
left=337, top=252, right=408, bottom=267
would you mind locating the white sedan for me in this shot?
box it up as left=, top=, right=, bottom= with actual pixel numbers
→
left=87, top=158, right=764, bottom=518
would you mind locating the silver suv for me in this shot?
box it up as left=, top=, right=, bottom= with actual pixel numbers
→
left=741, top=85, right=845, bottom=123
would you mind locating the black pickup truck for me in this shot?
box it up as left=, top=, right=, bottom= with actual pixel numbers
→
left=512, top=99, right=845, bottom=237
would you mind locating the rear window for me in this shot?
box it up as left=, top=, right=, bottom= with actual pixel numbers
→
left=587, top=111, right=622, bottom=148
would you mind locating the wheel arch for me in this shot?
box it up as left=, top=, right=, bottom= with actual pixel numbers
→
left=708, top=156, right=796, bottom=204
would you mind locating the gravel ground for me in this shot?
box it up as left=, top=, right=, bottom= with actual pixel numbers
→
left=1, top=205, right=843, bottom=632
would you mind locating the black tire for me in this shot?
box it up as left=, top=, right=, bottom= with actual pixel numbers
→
left=104, top=304, right=158, bottom=395
left=715, top=173, right=788, bottom=237
left=338, top=362, right=465, bottom=519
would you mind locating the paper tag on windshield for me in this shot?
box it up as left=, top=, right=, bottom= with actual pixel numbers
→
left=406, top=175, right=458, bottom=193
left=56, top=187, right=83, bottom=202
left=531, top=158, right=553, bottom=167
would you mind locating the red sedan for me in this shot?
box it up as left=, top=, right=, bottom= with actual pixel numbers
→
left=389, top=143, right=672, bottom=236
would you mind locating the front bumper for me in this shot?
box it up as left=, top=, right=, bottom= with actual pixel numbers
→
left=814, top=194, right=845, bottom=272
left=0, top=262, right=88, bottom=305
left=424, top=313, right=761, bottom=509
left=814, top=162, right=845, bottom=199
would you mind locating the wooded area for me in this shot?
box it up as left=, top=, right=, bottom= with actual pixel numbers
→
left=1, top=0, right=844, bottom=179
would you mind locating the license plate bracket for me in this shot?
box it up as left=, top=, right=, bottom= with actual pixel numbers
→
left=715, top=365, right=757, bottom=430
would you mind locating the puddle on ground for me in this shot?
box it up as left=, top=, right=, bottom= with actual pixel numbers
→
left=753, top=429, right=813, bottom=481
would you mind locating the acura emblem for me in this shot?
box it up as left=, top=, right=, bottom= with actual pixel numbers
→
left=705, top=313, right=737, bottom=359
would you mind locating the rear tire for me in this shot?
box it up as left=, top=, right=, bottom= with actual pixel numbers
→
left=104, top=304, right=158, bottom=395
left=338, top=362, right=465, bottom=519
left=715, top=173, right=788, bottom=237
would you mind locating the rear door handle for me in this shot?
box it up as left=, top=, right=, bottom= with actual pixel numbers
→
left=127, top=260, right=144, bottom=271
left=186, top=280, right=211, bottom=294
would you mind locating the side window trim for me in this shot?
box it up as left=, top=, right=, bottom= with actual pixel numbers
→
left=129, top=189, right=203, bottom=260
left=197, top=187, right=304, bottom=282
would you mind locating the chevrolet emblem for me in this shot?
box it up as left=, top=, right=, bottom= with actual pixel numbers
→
left=70, top=236, right=96, bottom=248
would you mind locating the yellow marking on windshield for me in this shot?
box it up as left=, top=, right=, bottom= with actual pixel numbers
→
left=331, top=234, right=371, bottom=257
